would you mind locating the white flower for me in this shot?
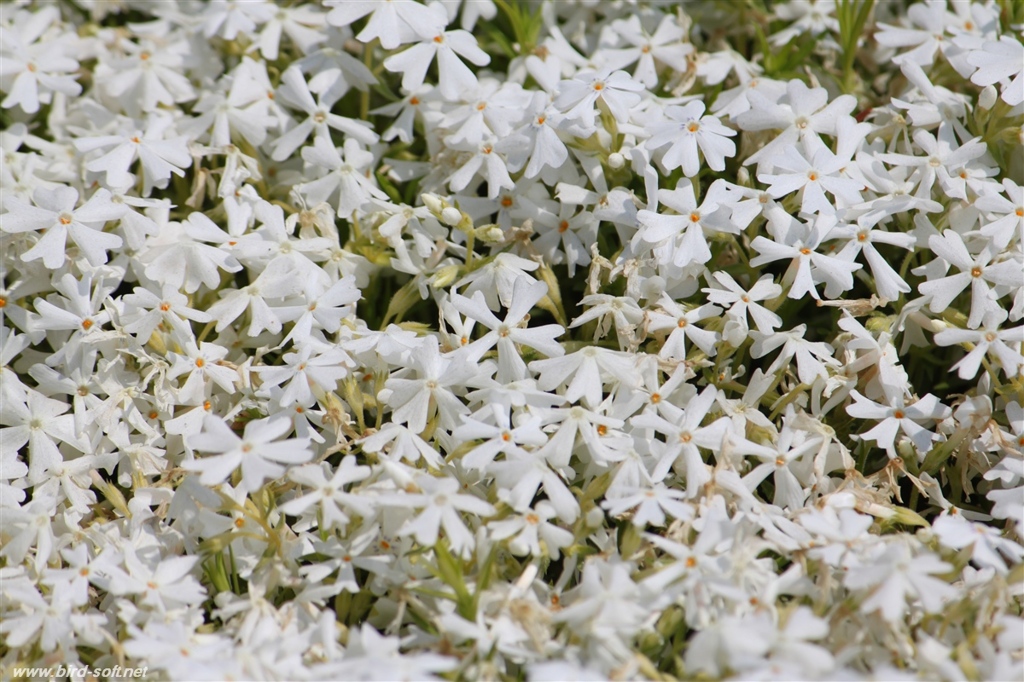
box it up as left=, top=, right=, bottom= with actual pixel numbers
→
left=2, top=186, right=125, bottom=268
left=140, top=212, right=243, bottom=293
left=454, top=252, right=539, bottom=310
left=875, top=1, right=955, bottom=67
left=1, top=388, right=86, bottom=484
left=844, top=542, right=956, bottom=623
left=934, top=310, right=1024, bottom=379
left=121, top=284, right=212, bottom=341
left=0, top=8, right=82, bottom=114
left=358, top=422, right=444, bottom=469
left=296, top=136, right=387, bottom=217
left=932, top=510, right=1024, bottom=574
left=635, top=178, right=737, bottom=269
left=631, top=385, right=730, bottom=494
left=184, top=414, right=313, bottom=493
left=75, top=116, right=192, bottom=195
left=491, top=450, right=580, bottom=523
left=735, top=79, right=857, bottom=169
left=750, top=324, right=839, bottom=385
left=452, top=409, right=547, bottom=471
left=837, top=313, right=909, bottom=398
left=380, top=336, right=474, bottom=434
left=447, top=138, right=515, bottom=199
left=974, top=178, right=1023, bottom=250
left=758, top=144, right=863, bottom=214
left=117, top=550, right=208, bottom=612
left=603, top=483, right=695, bottom=527
left=530, top=205, right=596, bottom=275
left=918, top=229, right=1020, bottom=329
left=570, top=293, right=644, bottom=344
left=487, top=500, right=573, bottom=558
left=501, top=96, right=569, bottom=180
left=750, top=213, right=861, bottom=300
left=167, top=341, right=238, bottom=404
left=831, top=218, right=916, bottom=301
left=601, top=14, right=692, bottom=89
left=878, top=127, right=988, bottom=201
left=123, top=621, right=234, bottom=680
left=647, top=101, right=736, bottom=178
left=702, top=272, right=783, bottom=344
left=554, top=69, right=644, bottom=128
left=272, top=66, right=378, bottom=161
left=100, top=40, right=196, bottom=117
left=772, top=0, right=839, bottom=44
left=200, top=0, right=275, bottom=41
left=205, top=260, right=299, bottom=337
left=965, top=36, right=1024, bottom=106
left=734, top=419, right=822, bottom=508
left=280, top=456, right=373, bottom=531
left=645, top=295, right=720, bottom=361
left=846, top=389, right=950, bottom=458
left=253, top=4, right=327, bottom=61
left=383, top=20, right=490, bottom=100
left=0, top=579, right=77, bottom=653
left=382, top=474, right=495, bottom=557
left=310, top=625, right=457, bottom=680
left=254, top=341, right=354, bottom=407
left=451, top=278, right=564, bottom=383
left=553, top=558, right=650, bottom=644
left=530, top=346, right=637, bottom=409
left=325, top=0, right=446, bottom=50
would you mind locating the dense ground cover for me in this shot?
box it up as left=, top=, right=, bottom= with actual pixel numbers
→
left=1, top=0, right=1023, bottom=679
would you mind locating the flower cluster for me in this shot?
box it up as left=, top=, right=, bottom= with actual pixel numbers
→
left=1, top=0, right=1023, bottom=680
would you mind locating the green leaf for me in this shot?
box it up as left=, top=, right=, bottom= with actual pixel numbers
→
left=921, top=431, right=967, bottom=475
left=381, top=279, right=424, bottom=328
left=375, top=170, right=404, bottom=204
left=432, top=539, right=475, bottom=619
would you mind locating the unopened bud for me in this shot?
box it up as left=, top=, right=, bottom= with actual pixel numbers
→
left=420, top=193, right=446, bottom=216
left=441, top=206, right=463, bottom=227
left=147, top=330, right=167, bottom=355
left=865, top=314, right=895, bottom=332
left=474, top=225, right=505, bottom=243
left=737, top=166, right=751, bottom=186
left=607, top=152, right=625, bottom=169
left=890, top=506, right=928, bottom=527
left=430, top=264, right=460, bottom=289
left=91, top=470, right=131, bottom=517
left=896, top=440, right=917, bottom=462
left=978, top=85, right=997, bottom=111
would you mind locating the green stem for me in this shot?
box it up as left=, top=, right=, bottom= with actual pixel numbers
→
left=465, top=229, right=476, bottom=270
left=361, top=39, right=376, bottom=122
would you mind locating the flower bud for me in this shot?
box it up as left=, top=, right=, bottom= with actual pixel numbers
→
left=896, top=440, right=917, bottom=462
left=865, top=315, right=895, bottom=332
left=430, top=264, right=460, bottom=289
left=737, top=166, right=751, bottom=186
left=978, top=85, right=997, bottom=111
left=441, top=206, right=463, bottom=227
left=147, top=330, right=167, bottom=355
left=91, top=470, right=130, bottom=517
left=474, top=225, right=505, bottom=243
left=607, top=152, right=625, bottom=169
left=420, top=193, right=446, bottom=216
